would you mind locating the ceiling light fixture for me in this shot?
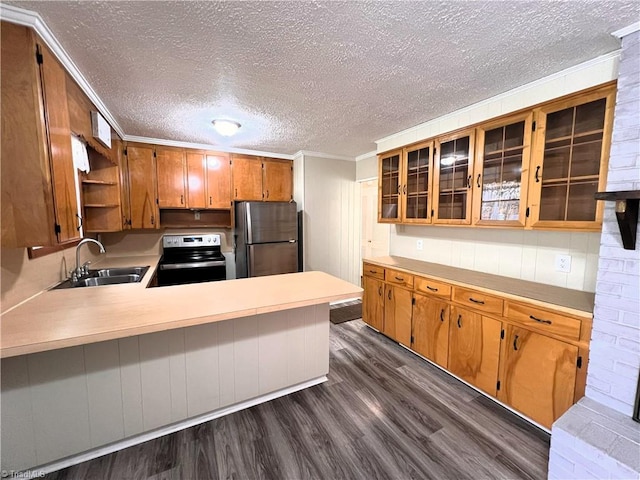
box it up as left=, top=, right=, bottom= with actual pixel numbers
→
left=212, top=119, right=241, bottom=136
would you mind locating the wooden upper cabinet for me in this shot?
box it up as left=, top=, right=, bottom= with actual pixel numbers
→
left=472, top=113, right=533, bottom=227
left=205, top=153, right=231, bottom=208
left=402, top=141, right=434, bottom=223
left=186, top=151, right=206, bottom=209
left=433, top=130, right=475, bottom=225
left=263, top=158, right=293, bottom=202
left=156, top=147, right=186, bottom=208
left=448, top=306, right=501, bottom=396
left=527, top=85, right=615, bottom=230
left=126, top=145, right=158, bottom=229
left=378, top=149, right=403, bottom=223
left=1, top=22, right=83, bottom=247
left=232, top=155, right=263, bottom=201
left=498, top=324, right=578, bottom=429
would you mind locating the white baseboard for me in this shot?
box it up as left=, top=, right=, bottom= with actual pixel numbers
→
left=32, top=376, right=328, bottom=475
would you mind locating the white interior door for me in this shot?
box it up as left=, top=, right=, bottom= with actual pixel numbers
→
left=360, top=180, right=389, bottom=275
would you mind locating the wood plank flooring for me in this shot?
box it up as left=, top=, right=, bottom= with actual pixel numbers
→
left=46, top=320, right=549, bottom=479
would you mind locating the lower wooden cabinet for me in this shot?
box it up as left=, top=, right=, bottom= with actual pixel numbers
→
left=383, top=284, right=412, bottom=346
left=412, top=293, right=449, bottom=369
left=362, top=276, right=384, bottom=331
left=448, top=306, right=502, bottom=396
left=497, top=324, right=578, bottom=429
left=361, top=262, right=589, bottom=429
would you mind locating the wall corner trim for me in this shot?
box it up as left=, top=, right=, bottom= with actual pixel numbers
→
left=356, top=150, right=378, bottom=162
left=612, top=22, right=640, bottom=39
left=0, top=4, right=126, bottom=139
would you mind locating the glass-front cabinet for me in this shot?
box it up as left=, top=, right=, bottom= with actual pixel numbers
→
left=433, top=131, right=475, bottom=224
left=528, top=86, right=615, bottom=230
left=402, top=141, right=433, bottom=223
left=378, top=149, right=403, bottom=222
left=472, top=113, right=533, bottom=227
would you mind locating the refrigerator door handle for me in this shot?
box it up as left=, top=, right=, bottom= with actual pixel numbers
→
left=246, top=204, right=253, bottom=244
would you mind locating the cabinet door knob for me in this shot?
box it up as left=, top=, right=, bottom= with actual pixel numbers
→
left=266, top=190, right=270, bottom=199
left=150, top=215, right=155, bottom=226
left=209, top=196, right=212, bottom=205
left=467, top=175, right=472, bottom=189
left=513, top=335, right=519, bottom=351
left=403, top=185, right=407, bottom=194
left=378, top=286, right=382, bottom=296
left=76, top=213, right=83, bottom=231
left=180, top=195, right=184, bottom=205
left=440, top=309, right=445, bottom=322
left=476, top=174, right=481, bottom=188
left=457, top=315, right=462, bottom=328
left=535, top=166, right=541, bottom=183
left=388, top=289, right=392, bottom=300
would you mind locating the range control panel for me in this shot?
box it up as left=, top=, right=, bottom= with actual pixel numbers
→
left=162, top=234, right=221, bottom=248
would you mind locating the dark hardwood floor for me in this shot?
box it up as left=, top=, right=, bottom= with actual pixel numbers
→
left=46, top=320, right=549, bottom=480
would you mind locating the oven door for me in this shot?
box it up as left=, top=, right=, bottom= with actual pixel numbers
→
left=157, top=260, right=226, bottom=286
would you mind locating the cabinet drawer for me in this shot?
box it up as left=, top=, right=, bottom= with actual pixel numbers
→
left=385, top=268, right=414, bottom=288
left=452, top=287, right=503, bottom=315
left=363, top=263, right=384, bottom=280
left=505, top=302, right=582, bottom=341
left=414, top=277, right=452, bottom=299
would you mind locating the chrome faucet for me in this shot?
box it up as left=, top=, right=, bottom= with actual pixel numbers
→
left=73, top=238, right=106, bottom=281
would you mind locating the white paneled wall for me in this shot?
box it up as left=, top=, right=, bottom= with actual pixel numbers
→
left=1, top=305, right=329, bottom=472
left=302, top=156, right=361, bottom=286
left=391, top=226, right=601, bottom=292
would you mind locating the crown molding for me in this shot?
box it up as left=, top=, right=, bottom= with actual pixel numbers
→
left=355, top=150, right=377, bottom=162
left=0, top=4, right=126, bottom=139
left=613, top=22, right=640, bottom=39
left=295, top=150, right=355, bottom=161
left=375, top=50, right=622, bottom=147
left=123, top=135, right=295, bottom=160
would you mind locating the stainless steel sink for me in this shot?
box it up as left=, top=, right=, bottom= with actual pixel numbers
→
left=52, top=265, right=150, bottom=289
left=94, top=267, right=149, bottom=277
left=75, top=274, right=142, bottom=287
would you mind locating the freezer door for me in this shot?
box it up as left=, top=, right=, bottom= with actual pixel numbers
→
left=248, top=242, right=298, bottom=277
left=246, top=202, right=297, bottom=244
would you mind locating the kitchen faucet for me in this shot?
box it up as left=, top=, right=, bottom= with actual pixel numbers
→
left=73, top=238, right=106, bottom=281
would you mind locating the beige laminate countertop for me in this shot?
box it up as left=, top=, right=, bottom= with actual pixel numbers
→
left=1, top=255, right=362, bottom=358
left=364, top=256, right=595, bottom=316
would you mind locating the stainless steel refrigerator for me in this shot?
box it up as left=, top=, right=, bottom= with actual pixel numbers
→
left=234, top=201, right=298, bottom=278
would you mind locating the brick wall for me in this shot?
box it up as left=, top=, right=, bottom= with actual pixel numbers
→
left=586, top=29, right=640, bottom=417
left=548, top=28, right=640, bottom=480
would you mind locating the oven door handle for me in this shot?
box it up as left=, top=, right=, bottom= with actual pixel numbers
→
left=159, top=260, right=226, bottom=270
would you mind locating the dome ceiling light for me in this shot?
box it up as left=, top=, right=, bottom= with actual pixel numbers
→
left=212, top=119, right=241, bottom=137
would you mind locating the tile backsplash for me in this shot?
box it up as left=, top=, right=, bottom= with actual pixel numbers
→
left=390, top=225, right=601, bottom=292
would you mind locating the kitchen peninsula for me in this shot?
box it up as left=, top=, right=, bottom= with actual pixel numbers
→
left=1, top=259, right=361, bottom=473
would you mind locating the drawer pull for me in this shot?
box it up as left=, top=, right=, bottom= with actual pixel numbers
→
left=529, top=315, right=552, bottom=325
left=513, top=335, right=519, bottom=351
left=395, top=276, right=404, bottom=281
left=426, top=286, right=438, bottom=292
left=457, top=315, right=462, bottom=328
left=440, top=309, right=445, bottom=322
left=369, top=269, right=377, bottom=274
left=469, top=297, right=485, bottom=305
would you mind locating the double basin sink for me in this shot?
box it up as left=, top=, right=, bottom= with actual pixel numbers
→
left=54, top=266, right=150, bottom=289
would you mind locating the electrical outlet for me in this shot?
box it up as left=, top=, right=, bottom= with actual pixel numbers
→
left=417, top=239, right=424, bottom=251
left=194, top=211, right=201, bottom=220
left=555, top=254, right=571, bottom=273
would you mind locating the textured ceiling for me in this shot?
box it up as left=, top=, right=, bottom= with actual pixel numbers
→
left=6, top=1, right=639, bottom=157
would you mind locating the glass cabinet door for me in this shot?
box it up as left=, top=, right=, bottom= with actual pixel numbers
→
left=474, top=114, right=532, bottom=226
left=402, top=142, right=433, bottom=223
left=378, top=151, right=402, bottom=222
left=434, top=132, right=474, bottom=224
left=529, top=87, right=614, bottom=229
